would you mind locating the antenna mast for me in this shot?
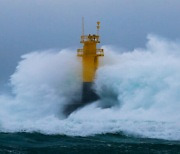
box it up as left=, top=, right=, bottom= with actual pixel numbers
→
left=82, top=17, right=84, bottom=36
left=97, top=21, right=100, bottom=35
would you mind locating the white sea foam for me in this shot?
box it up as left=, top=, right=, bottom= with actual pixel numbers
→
left=0, top=35, right=180, bottom=141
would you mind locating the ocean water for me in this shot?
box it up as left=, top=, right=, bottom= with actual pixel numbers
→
left=0, top=133, right=180, bottom=153
left=0, top=34, right=180, bottom=153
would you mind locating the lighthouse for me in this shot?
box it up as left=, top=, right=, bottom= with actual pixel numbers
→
left=77, top=19, right=104, bottom=103
left=63, top=20, right=104, bottom=116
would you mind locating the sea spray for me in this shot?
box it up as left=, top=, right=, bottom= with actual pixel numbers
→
left=0, top=49, right=81, bottom=131
left=0, top=35, right=180, bottom=140
left=96, top=35, right=180, bottom=122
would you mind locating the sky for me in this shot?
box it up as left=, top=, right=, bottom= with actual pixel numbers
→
left=0, top=0, right=180, bottom=89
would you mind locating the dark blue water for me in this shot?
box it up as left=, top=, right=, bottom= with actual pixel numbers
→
left=0, top=133, right=179, bottom=153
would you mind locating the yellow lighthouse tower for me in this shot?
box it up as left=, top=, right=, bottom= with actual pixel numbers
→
left=77, top=19, right=104, bottom=103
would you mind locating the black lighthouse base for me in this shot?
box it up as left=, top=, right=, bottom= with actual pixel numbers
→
left=63, top=82, right=99, bottom=116
left=82, top=82, right=99, bottom=103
